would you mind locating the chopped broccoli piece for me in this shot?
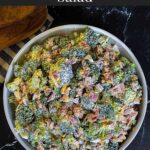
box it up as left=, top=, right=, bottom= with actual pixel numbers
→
left=99, top=104, right=115, bottom=120
left=60, top=122, right=75, bottom=134
left=81, top=97, right=95, bottom=110
left=120, top=57, right=131, bottom=66
left=90, top=64, right=100, bottom=82
left=124, top=64, right=136, bottom=81
left=28, top=69, right=47, bottom=93
left=53, top=87, right=61, bottom=100
left=85, top=28, right=100, bottom=48
left=27, top=44, right=43, bottom=61
left=111, top=98, right=123, bottom=112
left=54, top=36, right=70, bottom=48
left=16, top=104, right=35, bottom=127
left=13, top=65, right=22, bottom=77
left=40, top=94, right=48, bottom=105
left=85, top=124, right=100, bottom=140
left=62, top=48, right=87, bottom=58
left=28, top=131, right=51, bottom=148
left=14, top=60, right=40, bottom=80
left=60, top=64, right=74, bottom=86
left=35, top=108, right=49, bottom=119
left=124, top=88, right=137, bottom=105
left=69, top=87, right=76, bottom=98
left=41, top=60, right=50, bottom=71
left=54, top=139, right=64, bottom=150
left=28, top=120, right=52, bottom=148
left=75, top=66, right=83, bottom=80
left=49, top=59, right=73, bottom=87
left=105, top=142, right=119, bottom=150
left=6, top=77, right=22, bottom=92
left=113, top=70, right=125, bottom=85
left=112, top=60, right=123, bottom=73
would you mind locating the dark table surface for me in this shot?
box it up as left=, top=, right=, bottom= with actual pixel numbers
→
left=0, top=6, right=150, bottom=150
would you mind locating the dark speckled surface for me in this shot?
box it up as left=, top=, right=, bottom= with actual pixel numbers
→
left=0, top=6, right=150, bottom=150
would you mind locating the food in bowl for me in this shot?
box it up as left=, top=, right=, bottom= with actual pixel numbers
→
left=6, top=27, right=143, bottom=150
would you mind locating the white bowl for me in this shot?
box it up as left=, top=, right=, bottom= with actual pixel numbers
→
left=3, top=25, right=148, bottom=150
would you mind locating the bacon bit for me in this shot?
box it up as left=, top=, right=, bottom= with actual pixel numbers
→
left=109, top=83, right=125, bottom=97
left=37, top=143, right=45, bottom=150
left=71, top=116, right=78, bottom=125
left=80, top=41, right=90, bottom=49
left=53, top=71, right=59, bottom=80
left=87, top=113, right=99, bottom=123
left=124, top=108, right=135, bottom=115
left=89, top=92, right=98, bottom=102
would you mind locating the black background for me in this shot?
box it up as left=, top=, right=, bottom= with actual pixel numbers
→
left=0, top=6, right=150, bottom=150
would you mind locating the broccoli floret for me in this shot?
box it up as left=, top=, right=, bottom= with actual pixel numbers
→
left=26, top=44, right=43, bottom=61
left=53, top=87, right=61, bottom=100
left=35, top=108, right=49, bottom=120
left=6, top=77, right=22, bottom=92
left=16, top=104, right=35, bottom=127
left=41, top=137, right=52, bottom=149
left=14, top=60, right=40, bottom=80
left=81, top=97, right=95, bottom=110
left=99, top=104, right=115, bottom=120
left=105, top=142, right=119, bottom=150
left=64, top=134, right=79, bottom=150
left=28, top=69, right=47, bottom=93
left=69, top=87, right=76, bottom=98
left=28, top=131, right=51, bottom=148
left=124, top=64, right=136, bottom=81
left=60, top=122, right=75, bottom=134
left=40, top=94, right=48, bottom=105
left=85, top=124, right=101, bottom=140
left=49, top=59, right=73, bottom=87
left=13, top=65, right=22, bottom=77
left=90, top=64, right=100, bottom=82
left=62, top=48, right=87, bottom=58
left=101, top=83, right=111, bottom=91
left=41, top=60, right=50, bottom=72
left=111, top=98, right=123, bottom=112
left=54, top=139, right=64, bottom=150
left=120, top=57, right=131, bottom=66
left=113, top=70, right=125, bottom=85
left=28, top=120, right=52, bottom=148
left=54, top=36, right=70, bottom=48
left=85, top=28, right=100, bottom=48
left=124, top=88, right=137, bottom=105
left=60, top=64, right=74, bottom=86
left=112, top=60, right=123, bottom=73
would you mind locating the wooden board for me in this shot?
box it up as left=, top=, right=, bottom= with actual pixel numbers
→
left=0, top=6, right=48, bottom=50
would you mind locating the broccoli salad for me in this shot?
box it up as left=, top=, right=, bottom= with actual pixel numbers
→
left=7, top=28, right=143, bottom=150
